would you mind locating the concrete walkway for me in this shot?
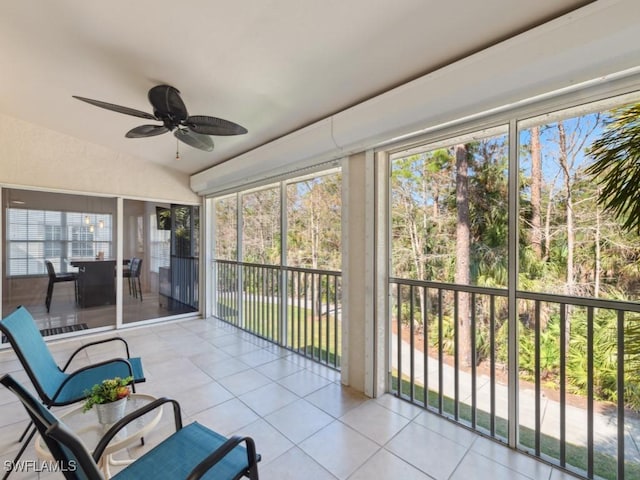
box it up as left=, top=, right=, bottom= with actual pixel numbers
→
left=392, top=334, right=640, bottom=467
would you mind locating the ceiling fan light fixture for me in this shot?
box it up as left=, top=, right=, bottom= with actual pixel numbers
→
left=73, top=85, right=247, bottom=155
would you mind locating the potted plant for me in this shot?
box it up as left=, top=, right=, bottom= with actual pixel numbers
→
left=83, top=376, right=133, bottom=424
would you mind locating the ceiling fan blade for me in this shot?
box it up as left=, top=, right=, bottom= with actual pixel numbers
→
left=174, top=128, right=214, bottom=152
left=126, top=125, right=169, bottom=138
left=72, top=96, right=156, bottom=120
left=186, top=115, right=248, bottom=136
left=148, top=85, right=188, bottom=122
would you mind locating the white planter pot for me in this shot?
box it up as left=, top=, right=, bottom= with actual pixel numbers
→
left=95, top=396, right=127, bottom=425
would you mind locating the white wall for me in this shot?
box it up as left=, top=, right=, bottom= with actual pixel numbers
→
left=191, top=0, right=640, bottom=195
left=0, top=113, right=199, bottom=203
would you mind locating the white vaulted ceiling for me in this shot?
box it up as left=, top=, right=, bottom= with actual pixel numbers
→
left=0, top=0, right=596, bottom=176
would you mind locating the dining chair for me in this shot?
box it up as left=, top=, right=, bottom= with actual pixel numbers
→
left=1, top=374, right=261, bottom=480
left=44, top=260, right=78, bottom=312
left=123, top=257, right=143, bottom=301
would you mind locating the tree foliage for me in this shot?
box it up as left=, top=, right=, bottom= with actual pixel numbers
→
left=587, top=103, right=640, bottom=233
left=215, top=172, right=341, bottom=270
left=391, top=101, right=640, bottom=409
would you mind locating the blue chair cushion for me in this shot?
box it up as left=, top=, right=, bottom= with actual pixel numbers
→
left=112, top=422, right=250, bottom=480
left=0, top=306, right=65, bottom=396
left=54, top=357, right=145, bottom=404
left=1, top=306, right=145, bottom=405
left=128, top=357, right=145, bottom=383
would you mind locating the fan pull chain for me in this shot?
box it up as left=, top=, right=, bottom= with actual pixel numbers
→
left=176, top=137, right=180, bottom=160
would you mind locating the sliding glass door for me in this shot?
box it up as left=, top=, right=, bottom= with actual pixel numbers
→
left=2, top=188, right=117, bottom=333
left=121, top=200, right=199, bottom=324
left=1, top=189, right=200, bottom=338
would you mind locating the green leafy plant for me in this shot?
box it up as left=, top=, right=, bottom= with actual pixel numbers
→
left=586, top=103, right=640, bottom=233
left=82, top=376, right=133, bottom=412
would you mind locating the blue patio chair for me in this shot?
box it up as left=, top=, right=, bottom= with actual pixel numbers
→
left=1, top=374, right=260, bottom=480
left=0, top=306, right=145, bottom=478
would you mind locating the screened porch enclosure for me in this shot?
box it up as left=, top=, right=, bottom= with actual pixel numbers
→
left=387, top=91, right=640, bottom=480
left=212, top=88, right=640, bottom=480
left=212, top=171, right=343, bottom=370
left=214, top=260, right=342, bottom=370
left=390, top=279, right=640, bottom=480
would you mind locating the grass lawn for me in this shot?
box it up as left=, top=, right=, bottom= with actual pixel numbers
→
left=217, top=299, right=342, bottom=368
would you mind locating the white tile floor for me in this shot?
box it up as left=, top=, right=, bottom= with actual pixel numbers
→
left=0, top=317, right=582, bottom=480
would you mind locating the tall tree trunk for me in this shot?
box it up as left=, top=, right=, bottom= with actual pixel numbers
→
left=530, top=126, right=543, bottom=259
left=558, top=122, right=573, bottom=352
left=408, top=195, right=427, bottom=331
left=594, top=188, right=601, bottom=298
left=455, top=144, right=472, bottom=367
left=543, top=189, right=553, bottom=263
left=558, top=123, right=574, bottom=295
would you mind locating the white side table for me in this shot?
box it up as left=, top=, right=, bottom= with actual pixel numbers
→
left=35, top=393, right=162, bottom=478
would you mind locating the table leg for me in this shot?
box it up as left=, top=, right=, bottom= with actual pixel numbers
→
left=108, top=454, right=135, bottom=468
left=97, top=456, right=110, bottom=479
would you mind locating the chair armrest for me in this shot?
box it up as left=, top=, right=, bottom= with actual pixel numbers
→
left=62, top=337, right=132, bottom=372
left=92, top=397, right=183, bottom=462
left=186, top=435, right=260, bottom=480
left=51, top=358, right=137, bottom=404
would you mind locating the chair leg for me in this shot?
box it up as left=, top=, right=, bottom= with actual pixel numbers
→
left=17, top=422, right=32, bottom=442
left=246, top=464, right=259, bottom=480
left=3, top=427, right=36, bottom=480
left=45, top=280, right=54, bottom=313
left=137, top=277, right=143, bottom=301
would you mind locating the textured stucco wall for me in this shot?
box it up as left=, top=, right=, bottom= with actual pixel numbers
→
left=0, top=113, right=198, bottom=203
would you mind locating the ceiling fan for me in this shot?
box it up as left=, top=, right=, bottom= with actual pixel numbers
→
left=73, top=85, right=247, bottom=153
